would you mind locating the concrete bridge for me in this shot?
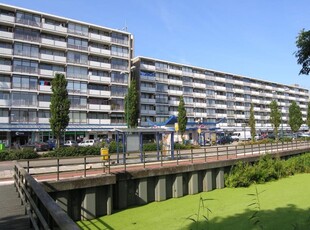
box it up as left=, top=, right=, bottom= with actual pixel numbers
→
left=2, top=140, right=310, bottom=229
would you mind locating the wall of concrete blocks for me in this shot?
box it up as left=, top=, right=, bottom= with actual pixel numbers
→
left=48, top=167, right=227, bottom=221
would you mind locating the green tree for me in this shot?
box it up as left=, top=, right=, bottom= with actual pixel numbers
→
left=288, top=101, right=303, bottom=132
left=178, top=96, right=187, bottom=142
left=50, top=73, right=70, bottom=148
left=269, top=100, right=281, bottom=140
left=307, top=102, right=310, bottom=128
left=124, top=79, right=139, bottom=128
left=249, top=103, right=256, bottom=141
left=295, top=29, right=310, bottom=75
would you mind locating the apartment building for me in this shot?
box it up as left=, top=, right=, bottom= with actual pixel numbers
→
left=133, top=57, right=309, bottom=135
left=0, top=4, right=133, bottom=146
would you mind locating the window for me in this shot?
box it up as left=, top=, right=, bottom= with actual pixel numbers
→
left=68, top=23, right=88, bottom=36
left=111, top=32, right=128, bottom=45
left=88, top=112, right=109, bottom=119
left=110, top=99, right=124, bottom=110
left=69, top=111, right=87, bottom=123
left=111, top=45, right=129, bottom=57
left=156, top=105, right=169, bottom=114
left=67, top=51, right=88, bottom=65
left=155, top=62, right=168, bottom=70
left=11, top=92, right=37, bottom=106
left=0, top=91, right=9, bottom=100
left=111, top=72, right=128, bottom=83
left=40, top=63, right=64, bottom=72
left=182, top=66, right=192, bottom=73
left=89, top=69, right=109, bottom=77
left=88, top=84, right=109, bottom=91
left=0, top=58, right=11, bottom=65
left=67, top=81, right=87, bottom=94
left=0, top=75, right=10, bottom=89
left=13, top=59, right=38, bottom=74
left=12, top=75, right=37, bottom=90
left=38, top=94, right=51, bottom=102
left=110, top=114, right=124, bottom=124
left=41, top=48, right=65, bottom=57
left=16, top=11, right=40, bottom=27
left=11, top=109, right=37, bottom=123
left=156, top=83, right=168, bottom=93
left=156, top=72, right=168, bottom=82
left=38, top=110, right=50, bottom=118
left=0, top=42, right=11, bottom=49
left=14, top=42, right=39, bottom=58
left=156, top=94, right=168, bottom=104
left=111, top=86, right=127, bottom=96
left=68, top=37, right=88, bottom=50
left=41, top=33, right=65, bottom=42
left=0, top=109, right=8, bottom=117
left=67, top=66, right=88, bottom=79
left=69, top=96, right=87, bottom=109
left=88, top=98, right=109, bottom=105
left=111, top=58, right=128, bottom=70
left=15, top=27, right=40, bottom=42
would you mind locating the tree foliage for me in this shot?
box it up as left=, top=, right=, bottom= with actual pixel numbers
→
left=269, top=100, right=281, bottom=140
left=124, top=79, right=139, bottom=128
left=249, top=103, right=256, bottom=141
left=178, top=96, right=187, bottom=140
left=295, top=29, right=310, bottom=75
left=288, top=101, right=303, bottom=132
left=307, top=102, right=310, bottom=128
left=50, top=73, right=70, bottom=148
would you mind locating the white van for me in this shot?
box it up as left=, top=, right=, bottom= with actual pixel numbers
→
left=78, top=139, right=98, bottom=147
left=231, top=131, right=252, bottom=141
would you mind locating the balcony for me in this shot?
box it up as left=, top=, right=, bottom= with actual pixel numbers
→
left=0, top=64, right=11, bottom=72
left=38, top=118, right=49, bottom=123
left=141, top=110, right=156, bottom=115
left=0, top=117, right=9, bottom=123
left=88, top=89, right=111, bottom=97
left=234, top=88, right=244, bottom=94
left=0, top=82, right=10, bottom=89
left=38, top=101, right=50, bottom=108
left=194, top=102, right=207, bottom=108
left=252, top=99, right=260, bottom=103
left=235, top=105, right=244, bottom=110
left=89, top=46, right=111, bottom=56
left=170, top=111, right=178, bottom=116
left=194, top=112, right=207, bottom=117
left=141, top=86, right=156, bottom=92
left=234, top=80, right=244, bottom=85
left=140, top=75, right=156, bottom=82
left=41, top=38, right=67, bottom=48
left=215, top=95, right=226, bottom=100
left=140, top=64, right=156, bottom=71
left=193, top=92, right=206, bottom=98
left=193, top=82, right=206, bottom=88
left=38, top=85, right=52, bottom=92
left=88, top=119, right=111, bottom=125
left=250, top=83, right=260, bottom=88
left=168, top=100, right=179, bottom=106
left=193, top=73, right=205, bottom=79
left=88, top=74, right=111, bottom=84
left=217, top=104, right=227, bottom=109
left=141, top=98, right=156, bottom=104
left=0, top=99, right=10, bottom=106
left=42, top=23, right=68, bottom=33
left=0, top=31, right=13, bottom=40
left=168, top=89, right=183, bottom=95
left=168, top=79, right=183, bottom=86
left=214, top=77, right=225, bottom=82
left=235, top=114, right=245, bottom=119
left=88, top=104, right=111, bottom=111
left=39, top=69, right=65, bottom=77
left=168, top=69, right=182, bottom=75
left=40, top=53, right=66, bottom=62
left=0, top=47, right=12, bottom=56
left=0, top=14, right=15, bottom=23
left=89, top=33, right=111, bottom=42
left=14, top=66, right=38, bottom=74
left=214, top=86, right=226, bottom=91
left=88, top=61, right=111, bottom=69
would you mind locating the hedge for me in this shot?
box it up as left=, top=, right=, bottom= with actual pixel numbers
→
left=0, top=149, right=39, bottom=161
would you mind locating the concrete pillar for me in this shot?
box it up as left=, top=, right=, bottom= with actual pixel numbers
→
left=106, top=185, right=113, bottom=215
left=82, top=187, right=96, bottom=220
left=188, top=172, right=199, bottom=195
left=172, top=174, right=183, bottom=198
left=118, top=180, right=128, bottom=209
left=216, top=168, right=225, bottom=189
left=55, top=191, right=69, bottom=214
left=155, top=176, right=166, bottom=201
left=138, top=178, right=148, bottom=205
left=203, top=170, right=213, bottom=192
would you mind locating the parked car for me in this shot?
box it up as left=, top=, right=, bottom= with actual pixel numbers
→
left=46, top=140, right=56, bottom=150
left=64, top=140, right=78, bottom=147
left=217, top=136, right=233, bottom=145
left=78, top=139, right=98, bottom=147
left=22, top=142, right=50, bottom=152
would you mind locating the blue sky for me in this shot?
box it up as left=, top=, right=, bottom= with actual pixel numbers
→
left=2, top=0, right=310, bottom=88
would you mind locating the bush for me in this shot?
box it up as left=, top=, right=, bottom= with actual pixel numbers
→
left=108, top=141, right=123, bottom=153
left=225, top=153, right=310, bottom=188
left=143, top=143, right=161, bottom=151
left=0, top=149, right=39, bottom=161
left=44, top=146, right=101, bottom=157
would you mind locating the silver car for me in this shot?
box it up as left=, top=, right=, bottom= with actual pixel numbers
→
left=64, top=140, right=78, bottom=147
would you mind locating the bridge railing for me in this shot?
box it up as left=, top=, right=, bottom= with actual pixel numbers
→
left=20, top=139, right=310, bottom=181
left=13, top=161, right=80, bottom=230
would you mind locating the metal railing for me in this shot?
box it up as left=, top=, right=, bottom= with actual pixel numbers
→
left=20, top=140, right=310, bottom=181
left=13, top=162, right=79, bottom=230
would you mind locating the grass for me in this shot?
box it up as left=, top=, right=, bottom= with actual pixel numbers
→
left=78, top=173, right=310, bottom=230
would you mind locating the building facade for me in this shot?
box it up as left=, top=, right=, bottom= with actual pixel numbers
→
left=0, top=4, right=133, bottom=146
left=133, top=56, right=309, bottom=136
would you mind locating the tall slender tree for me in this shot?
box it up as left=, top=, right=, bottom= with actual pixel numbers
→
left=178, top=96, right=187, bottom=142
left=124, top=79, right=139, bottom=128
left=269, top=100, right=281, bottom=140
left=249, top=103, right=256, bottom=141
left=307, top=102, right=310, bottom=129
left=295, top=29, right=310, bottom=75
left=288, top=101, right=303, bottom=133
left=50, top=73, right=70, bottom=148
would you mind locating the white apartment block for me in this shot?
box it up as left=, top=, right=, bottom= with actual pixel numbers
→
left=0, top=4, right=133, bottom=146
left=133, top=57, right=309, bottom=134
